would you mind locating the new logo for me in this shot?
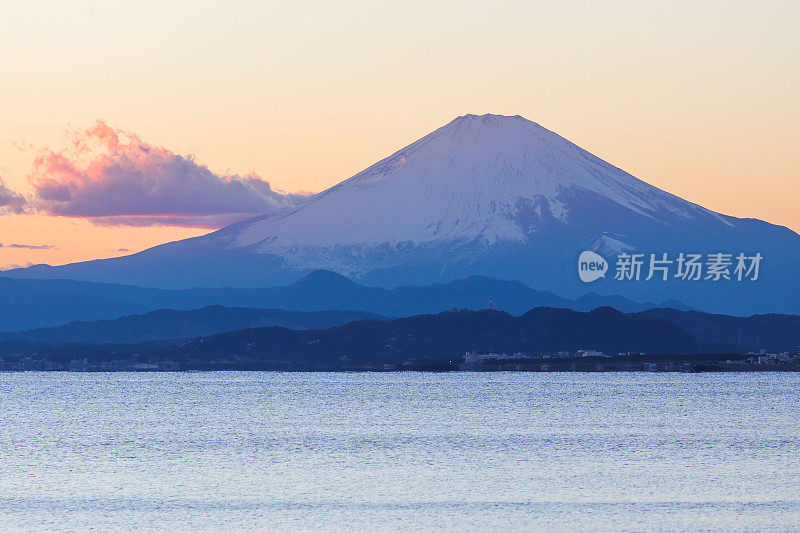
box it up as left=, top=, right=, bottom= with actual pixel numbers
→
left=578, top=251, right=608, bottom=283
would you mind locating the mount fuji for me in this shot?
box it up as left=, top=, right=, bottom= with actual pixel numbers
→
left=8, top=114, right=800, bottom=314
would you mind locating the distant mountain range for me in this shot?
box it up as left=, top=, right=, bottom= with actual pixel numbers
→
left=5, top=304, right=800, bottom=371
left=641, top=308, right=800, bottom=353
left=168, top=307, right=708, bottom=365
left=0, top=270, right=682, bottom=331
left=6, top=114, right=800, bottom=315
left=5, top=299, right=799, bottom=354
left=0, top=307, right=707, bottom=368
left=0, top=306, right=387, bottom=344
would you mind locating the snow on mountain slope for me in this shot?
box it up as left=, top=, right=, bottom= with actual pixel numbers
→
left=226, top=114, right=731, bottom=251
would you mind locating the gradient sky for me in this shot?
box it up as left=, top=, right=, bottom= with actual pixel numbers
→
left=1, top=0, right=798, bottom=268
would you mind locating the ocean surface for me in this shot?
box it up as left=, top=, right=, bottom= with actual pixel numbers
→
left=1, top=372, right=799, bottom=532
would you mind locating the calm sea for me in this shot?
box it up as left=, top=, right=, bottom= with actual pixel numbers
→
left=1, top=372, right=799, bottom=532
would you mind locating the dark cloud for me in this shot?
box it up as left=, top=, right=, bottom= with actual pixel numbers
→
left=28, top=121, right=310, bottom=228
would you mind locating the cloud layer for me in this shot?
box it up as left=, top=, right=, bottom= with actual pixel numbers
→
left=26, top=121, right=309, bottom=227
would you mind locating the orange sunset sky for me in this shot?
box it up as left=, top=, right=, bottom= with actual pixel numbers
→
left=1, top=0, right=798, bottom=269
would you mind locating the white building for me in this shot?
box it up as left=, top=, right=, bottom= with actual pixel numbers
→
left=463, top=351, right=529, bottom=365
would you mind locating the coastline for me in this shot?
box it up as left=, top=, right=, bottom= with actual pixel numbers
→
left=2, top=357, right=799, bottom=373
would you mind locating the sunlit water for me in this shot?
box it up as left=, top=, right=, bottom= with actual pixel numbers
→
left=1, top=372, right=799, bottom=532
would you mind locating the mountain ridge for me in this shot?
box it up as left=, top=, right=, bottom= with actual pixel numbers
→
left=0, top=306, right=387, bottom=344
left=0, top=270, right=680, bottom=331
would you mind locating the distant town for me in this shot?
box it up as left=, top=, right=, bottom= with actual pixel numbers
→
left=456, top=349, right=800, bottom=372
left=2, top=348, right=799, bottom=373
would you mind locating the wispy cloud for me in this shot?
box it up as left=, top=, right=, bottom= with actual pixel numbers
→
left=0, top=243, right=57, bottom=250
left=26, top=121, right=310, bottom=228
left=1, top=262, right=33, bottom=271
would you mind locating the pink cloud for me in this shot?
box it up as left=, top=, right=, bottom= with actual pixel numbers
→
left=28, top=120, right=310, bottom=228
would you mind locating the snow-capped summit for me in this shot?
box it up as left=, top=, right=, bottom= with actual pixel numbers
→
left=8, top=114, right=800, bottom=314
left=226, top=113, right=729, bottom=251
